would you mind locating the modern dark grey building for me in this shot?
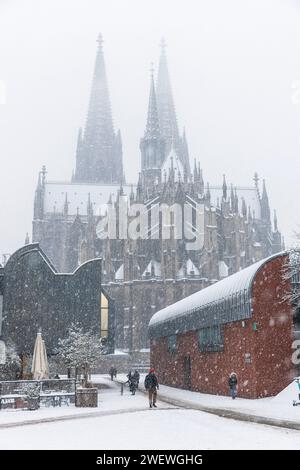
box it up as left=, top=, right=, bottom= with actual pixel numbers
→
left=0, top=244, right=115, bottom=357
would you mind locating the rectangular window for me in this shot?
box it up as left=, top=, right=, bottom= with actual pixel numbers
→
left=167, top=335, right=177, bottom=353
left=198, top=325, right=223, bottom=352
left=100, top=292, right=109, bottom=338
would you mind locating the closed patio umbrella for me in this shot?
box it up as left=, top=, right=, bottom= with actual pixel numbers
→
left=31, top=331, right=49, bottom=380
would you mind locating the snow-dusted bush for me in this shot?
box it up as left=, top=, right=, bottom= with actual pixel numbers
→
left=0, top=341, right=21, bottom=380
left=23, top=382, right=40, bottom=399
left=57, top=324, right=104, bottom=387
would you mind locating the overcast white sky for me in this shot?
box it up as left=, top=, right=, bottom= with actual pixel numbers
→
left=0, top=0, right=300, bottom=256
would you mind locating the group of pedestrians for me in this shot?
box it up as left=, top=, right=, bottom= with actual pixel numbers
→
left=126, top=369, right=140, bottom=395
left=111, top=365, right=238, bottom=408
left=127, top=368, right=159, bottom=408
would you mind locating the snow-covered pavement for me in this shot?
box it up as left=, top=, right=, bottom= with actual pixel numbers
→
left=0, top=405, right=299, bottom=450
left=105, top=374, right=300, bottom=429
left=155, top=380, right=300, bottom=426
left=0, top=376, right=300, bottom=449
left=0, top=377, right=164, bottom=427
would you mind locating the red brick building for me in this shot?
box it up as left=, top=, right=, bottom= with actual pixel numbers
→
left=149, top=253, right=298, bottom=398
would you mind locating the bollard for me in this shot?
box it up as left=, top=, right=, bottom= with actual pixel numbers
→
left=121, top=382, right=124, bottom=395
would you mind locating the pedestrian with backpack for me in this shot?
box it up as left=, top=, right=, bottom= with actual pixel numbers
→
left=228, top=372, right=238, bottom=399
left=144, top=368, right=159, bottom=408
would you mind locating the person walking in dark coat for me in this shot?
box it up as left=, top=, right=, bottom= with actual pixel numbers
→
left=109, top=367, right=117, bottom=381
left=144, top=368, right=159, bottom=408
left=133, top=370, right=140, bottom=389
left=228, top=372, right=238, bottom=399
left=126, top=370, right=137, bottom=395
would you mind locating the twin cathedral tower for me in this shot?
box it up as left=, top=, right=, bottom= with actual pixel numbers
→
left=73, top=35, right=190, bottom=189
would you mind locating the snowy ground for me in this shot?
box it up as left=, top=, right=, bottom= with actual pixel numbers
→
left=0, top=376, right=300, bottom=449
left=156, top=380, right=300, bottom=424
left=113, top=374, right=300, bottom=424
left=0, top=376, right=151, bottom=426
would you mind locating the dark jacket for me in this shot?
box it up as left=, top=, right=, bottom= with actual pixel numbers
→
left=144, top=372, right=159, bottom=390
left=228, top=375, right=238, bottom=388
left=133, top=371, right=140, bottom=382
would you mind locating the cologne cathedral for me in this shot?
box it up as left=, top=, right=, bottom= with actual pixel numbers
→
left=32, top=35, right=283, bottom=357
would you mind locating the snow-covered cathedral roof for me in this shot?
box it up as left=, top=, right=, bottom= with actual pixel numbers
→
left=115, top=263, right=124, bottom=281
left=177, top=258, right=200, bottom=277
left=43, top=181, right=261, bottom=220
left=209, top=186, right=261, bottom=219
left=161, top=145, right=184, bottom=182
left=149, top=252, right=286, bottom=338
left=142, top=260, right=161, bottom=278
left=44, top=182, right=134, bottom=216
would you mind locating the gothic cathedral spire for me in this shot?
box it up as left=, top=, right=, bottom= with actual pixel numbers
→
left=261, top=179, right=271, bottom=223
left=140, top=66, right=165, bottom=193
left=156, top=39, right=191, bottom=175
left=73, top=34, right=123, bottom=184
left=145, top=65, right=161, bottom=140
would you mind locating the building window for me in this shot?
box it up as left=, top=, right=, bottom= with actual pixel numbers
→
left=245, top=353, right=252, bottom=363
left=100, top=292, right=109, bottom=338
left=198, top=325, right=223, bottom=352
left=168, top=335, right=177, bottom=353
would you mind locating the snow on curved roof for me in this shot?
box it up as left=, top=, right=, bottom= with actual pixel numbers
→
left=149, top=252, right=286, bottom=330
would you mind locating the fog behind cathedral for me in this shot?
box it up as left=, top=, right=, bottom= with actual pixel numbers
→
left=0, top=0, right=300, bottom=255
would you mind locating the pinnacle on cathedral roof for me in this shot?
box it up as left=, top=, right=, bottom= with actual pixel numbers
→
left=97, top=33, right=104, bottom=48
left=222, top=174, right=227, bottom=200
left=274, top=210, right=278, bottom=232
left=144, top=64, right=161, bottom=138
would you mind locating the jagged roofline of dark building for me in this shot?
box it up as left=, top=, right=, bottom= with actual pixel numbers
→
left=4, top=243, right=102, bottom=276
left=149, top=251, right=288, bottom=339
left=73, top=34, right=123, bottom=185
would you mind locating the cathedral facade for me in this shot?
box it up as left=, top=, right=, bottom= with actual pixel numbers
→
left=32, top=35, right=283, bottom=356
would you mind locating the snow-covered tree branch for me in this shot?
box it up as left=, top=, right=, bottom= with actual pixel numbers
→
left=57, top=324, right=104, bottom=387
left=0, top=341, right=21, bottom=380
left=282, top=233, right=300, bottom=307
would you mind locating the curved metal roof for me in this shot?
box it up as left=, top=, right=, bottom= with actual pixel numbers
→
left=149, top=252, right=286, bottom=337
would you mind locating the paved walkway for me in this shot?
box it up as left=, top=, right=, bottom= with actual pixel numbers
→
left=1, top=377, right=299, bottom=432
left=0, top=378, right=176, bottom=429
left=114, top=378, right=300, bottom=432
left=150, top=390, right=300, bottom=431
